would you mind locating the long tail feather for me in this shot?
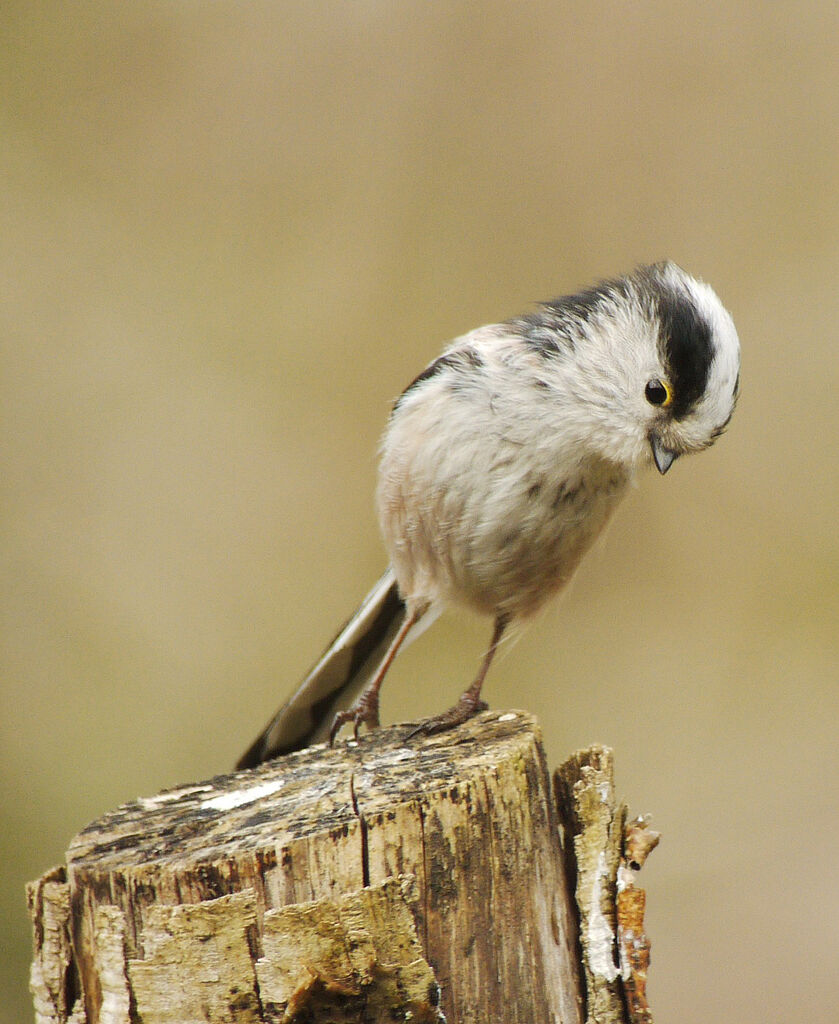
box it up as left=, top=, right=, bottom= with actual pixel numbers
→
left=236, top=568, right=406, bottom=769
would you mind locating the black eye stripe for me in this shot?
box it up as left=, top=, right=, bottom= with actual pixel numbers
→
left=652, top=286, right=714, bottom=418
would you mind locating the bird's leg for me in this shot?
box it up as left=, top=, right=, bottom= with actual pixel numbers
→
left=408, top=613, right=509, bottom=738
left=329, top=605, right=423, bottom=745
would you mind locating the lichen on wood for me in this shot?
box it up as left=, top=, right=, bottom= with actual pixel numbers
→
left=256, top=876, right=443, bottom=1023
left=554, top=747, right=660, bottom=1024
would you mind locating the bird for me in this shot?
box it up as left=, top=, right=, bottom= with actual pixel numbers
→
left=237, top=261, right=740, bottom=770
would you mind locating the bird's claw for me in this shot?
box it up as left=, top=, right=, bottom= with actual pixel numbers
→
left=406, top=693, right=489, bottom=739
left=329, top=694, right=381, bottom=746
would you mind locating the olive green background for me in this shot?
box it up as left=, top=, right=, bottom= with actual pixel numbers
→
left=3, top=4, right=838, bottom=1022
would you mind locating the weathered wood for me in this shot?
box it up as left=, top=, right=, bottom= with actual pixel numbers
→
left=616, top=816, right=660, bottom=1024
left=29, top=711, right=592, bottom=1024
left=555, top=746, right=627, bottom=1024
left=554, top=747, right=660, bottom=1024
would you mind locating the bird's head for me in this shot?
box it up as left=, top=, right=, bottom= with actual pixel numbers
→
left=529, top=262, right=741, bottom=473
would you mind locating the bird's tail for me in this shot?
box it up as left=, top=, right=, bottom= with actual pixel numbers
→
left=236, top=568, right=407, bottom=769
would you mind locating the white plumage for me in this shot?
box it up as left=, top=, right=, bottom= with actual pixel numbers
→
left=238, top=261, right=740, bottom=768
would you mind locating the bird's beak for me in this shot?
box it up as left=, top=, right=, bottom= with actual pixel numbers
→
left=650, top=434, right=679, bottom=475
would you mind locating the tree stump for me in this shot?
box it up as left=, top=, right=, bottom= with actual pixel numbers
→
left=27, top=711, right=657, bottom=1024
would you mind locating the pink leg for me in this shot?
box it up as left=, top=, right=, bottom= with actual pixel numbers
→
left=409, top=613, right=509, bottom=738
left=329, top=607, right=422, bottom=745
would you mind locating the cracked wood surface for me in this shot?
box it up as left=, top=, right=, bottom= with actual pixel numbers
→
left=554, top=747, right=660, bottom=1024
left=29, top=710, right=585, bottom=1024
left=555, top=747, right=627, bottom=1024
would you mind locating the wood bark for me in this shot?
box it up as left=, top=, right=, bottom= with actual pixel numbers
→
left=28, top=711, right=657, bottom=1024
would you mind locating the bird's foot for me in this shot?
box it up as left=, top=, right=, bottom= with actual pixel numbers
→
left=329, top=689, right=381, bottom=746
left=406, top=691, right=489, bottom=739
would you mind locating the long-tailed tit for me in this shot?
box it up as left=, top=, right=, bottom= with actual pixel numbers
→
left=238, top=262, right=740, bottom=769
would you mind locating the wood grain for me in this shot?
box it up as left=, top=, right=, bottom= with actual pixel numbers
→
left=29, top=711, right=587, bottom=1024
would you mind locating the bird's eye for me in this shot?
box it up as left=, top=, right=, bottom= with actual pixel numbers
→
left=645, top=379, right=672, bottom=407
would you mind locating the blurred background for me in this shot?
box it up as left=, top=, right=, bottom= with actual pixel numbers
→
left=3, top=3, right=838, bottom=1021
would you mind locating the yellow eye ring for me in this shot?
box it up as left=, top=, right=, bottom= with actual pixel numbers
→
left=645, top=378, right=673, bottom=407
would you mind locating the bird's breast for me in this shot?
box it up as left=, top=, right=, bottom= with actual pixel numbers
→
left=448, top=460, right=629, bottom=619
left=379, top=415, right=629, bottom=620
